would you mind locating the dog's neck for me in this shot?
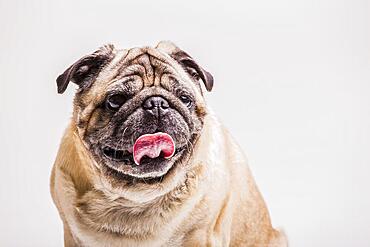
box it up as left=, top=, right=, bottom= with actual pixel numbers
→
left=73, top=165, right=204, bottom=239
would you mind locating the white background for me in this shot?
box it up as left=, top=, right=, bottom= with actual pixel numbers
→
left=1, top=0, right=369, bottom=246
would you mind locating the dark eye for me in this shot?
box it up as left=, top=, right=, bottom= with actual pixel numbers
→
left=187, top=68, right=200, bottom=81
left=179, top=95, right=192, bottom=108
left=106, top=94, right=126, bottom=111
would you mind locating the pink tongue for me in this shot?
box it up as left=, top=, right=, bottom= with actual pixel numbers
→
left=133, top=132, right=175, bottom=165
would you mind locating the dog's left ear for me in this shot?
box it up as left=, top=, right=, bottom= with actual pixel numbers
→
left=156, top=41, right=214, bottom=92
left=56, top=44, right=115, bottom=94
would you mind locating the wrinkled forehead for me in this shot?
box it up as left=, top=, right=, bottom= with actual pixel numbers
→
left=85, top=46, right=203, bottom=101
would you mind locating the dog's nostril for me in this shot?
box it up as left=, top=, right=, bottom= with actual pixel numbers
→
left=142, top=99, right=155, bottom=110
left=161, top=100, right=169, bottom=109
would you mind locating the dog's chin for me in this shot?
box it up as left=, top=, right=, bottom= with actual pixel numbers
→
left=99, top=146, right=187, bottom=181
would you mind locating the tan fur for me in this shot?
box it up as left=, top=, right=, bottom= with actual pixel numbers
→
left=51, top=42, right=287, bottom=247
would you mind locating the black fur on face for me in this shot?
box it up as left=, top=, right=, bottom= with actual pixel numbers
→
left=85, top=83, right=203, bottom=180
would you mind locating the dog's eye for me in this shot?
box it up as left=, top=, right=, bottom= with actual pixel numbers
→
left=106, top=94, right=126, bottom=111
left=179, top=95, right=192, bottom=108
left=187, top=68, right=200, bottom=81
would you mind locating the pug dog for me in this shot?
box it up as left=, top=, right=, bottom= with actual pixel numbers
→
left=50, top=41, right=287, bottom=247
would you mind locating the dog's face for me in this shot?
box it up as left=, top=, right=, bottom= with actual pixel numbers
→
left=57, top=41, right=213, bottom=186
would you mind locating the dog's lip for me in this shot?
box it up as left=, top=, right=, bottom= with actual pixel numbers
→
left=102, top=145, right=133, bottom=154
left=102, top=146, right=133, bottom=162
left=101, top=145, right=185, bottom=163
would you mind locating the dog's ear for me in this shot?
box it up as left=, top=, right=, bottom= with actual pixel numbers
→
left=56, top=44, right=115, bottom=94
left=156, top=41, right=214, bottom=92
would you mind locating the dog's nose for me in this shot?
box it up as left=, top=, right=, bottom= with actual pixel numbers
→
left=142, top=96, right=170, bottom=116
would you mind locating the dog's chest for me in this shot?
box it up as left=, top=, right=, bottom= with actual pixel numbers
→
left=68, top=183, right=205, bottom=246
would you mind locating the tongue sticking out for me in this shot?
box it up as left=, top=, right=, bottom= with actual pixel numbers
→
left=133, top=132, right=175, bottom=165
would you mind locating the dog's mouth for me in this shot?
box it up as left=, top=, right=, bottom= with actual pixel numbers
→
left=102, top=146, right=185, bottom=165
left=102, top=147, right=133, bottom=163
left=100, top=132, right=186, bottom=178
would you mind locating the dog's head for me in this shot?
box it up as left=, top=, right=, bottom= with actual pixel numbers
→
left=57, top=41, right=213, bottom=190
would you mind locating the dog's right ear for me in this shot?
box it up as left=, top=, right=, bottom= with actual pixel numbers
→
left=56, top=44, right=115, bottom=94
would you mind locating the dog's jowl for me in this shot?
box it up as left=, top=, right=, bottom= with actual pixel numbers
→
left=50, top=41, right=287, bottom=247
